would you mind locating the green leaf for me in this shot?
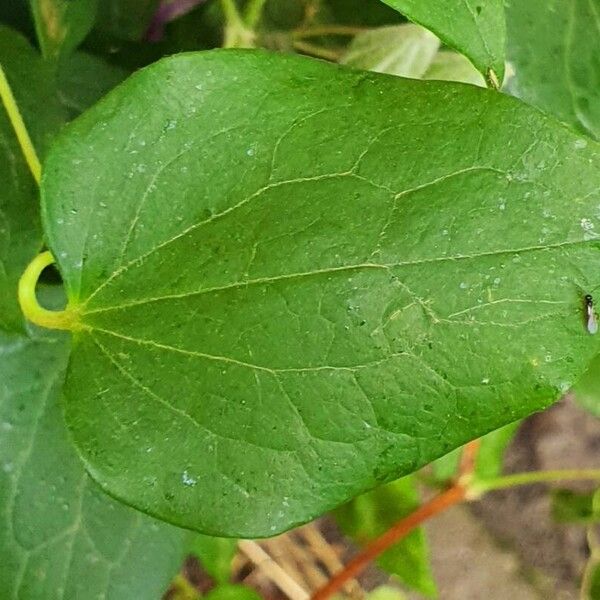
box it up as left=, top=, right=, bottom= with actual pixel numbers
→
left=322, top=0, right=404, bottom=28
left=341, top=24, right=439, bottom=78
left=203, top=584, right=262, bottom=600
left=379, top=0, right=505, bottom=84
left=505, top=0, right=600, bottom=140
left=365, top=586, right=408, bottom=600
left=57, top=51, right=129, bottom=118
left=0, top=25, right=64, bottom=332
left=41, top=50, right=600, bottom=537
left=334, top=476, right=436, bottom=597
left=551, top=489, right=600, bottom=524
left=573, top=354, right=600, bottom=418
left=432, top=422, right=519, bottom=482
left=96, top=0, right=160, bottom=41
left=29, top=0, right=98, bottom=61
left=424, top=50, right=485, bottom=87
left=190, top=535, right=238, bottom=584
left=0, top=324, right=189, bottom=599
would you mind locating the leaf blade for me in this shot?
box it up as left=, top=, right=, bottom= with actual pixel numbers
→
left=41, top=50, right=600, bottom=536
left=0, top=326, right=189, bottom=600
left=379, top=0, right=505, bottom=82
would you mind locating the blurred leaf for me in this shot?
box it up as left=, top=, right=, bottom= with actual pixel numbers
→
left=57, top=51, right=129, bottom=117
left=0, top=25, right=64, bottom=331
left=334, top=476, right=436, bottom=597
left=551, top=489, right=600, bottom=524
left=190, top=535, right=238, bottom=584
left=29, top=0, right=97, bottom=60
left=588, top=562, right=600, bottom=599
left=0, top=325, right=189, bottom=599
left=341, top=24, right=439, bottom=78
left=573, top=354, right=600, bottom=418
left=432, top=422, right=520, bottom=482
left=424, top=50, right=485, bottom=87
left=365, top=585, right=408, bottom=600
left=380, top=0, right=506, bottom=83
left=203, top=584, right=263, bottom=600
left=96, top=0, right=161, bottom=40
left=505, top=0, right=600, bottom=140
left=324, top=0, right=404, bottom=27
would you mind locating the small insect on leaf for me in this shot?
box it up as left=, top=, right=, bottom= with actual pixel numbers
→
left=585, top=294, right=598, bottom=335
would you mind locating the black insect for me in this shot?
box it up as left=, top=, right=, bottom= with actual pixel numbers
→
left=585, top=294, right=598, bottom=335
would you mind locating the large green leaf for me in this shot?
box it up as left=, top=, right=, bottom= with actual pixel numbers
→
left=29, top=0, right=97, bottom=61
left=0, top=25, right=63, bottom=332
left=334, top=476, right=436, bottom=597
left=0, top=325, right=188, bottom=599
left=379, top=0, right=505, bottom=84
left=40, top=50, right=600, bottom=537
left=505, top=0, right=600, bottom=140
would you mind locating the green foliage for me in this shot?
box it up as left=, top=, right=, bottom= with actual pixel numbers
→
left=505, top=0, right=600, bottom=140
left=379, top=0, right=505, bottom=83
left=57, top=51, right=129, bottom=118
left=29, top=0, right=97, bottom=61
left=341, top=24, right=439, bottom=77
left=574, top=354, right=600, bottom=418
left=0, top=26, right=64, bottom=332
left=334, top=476, right=436, bottom=596
left=432, top=422, right=520, bottom=483
left=204, top=584, right=263, bottom=600
left=40, top=50, right=600, bottom=536
left=551, top=489, right=600, bottom=524
left=95, top=0, right=161, bottom=40
left=0, top=325, right=188, bottom=599
left=423, top=51, right=485, bottom=86
left=190, top=535, right=238, bottom=584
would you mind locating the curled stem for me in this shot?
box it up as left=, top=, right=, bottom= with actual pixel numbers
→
left=18, top=251, right=80, bottom=331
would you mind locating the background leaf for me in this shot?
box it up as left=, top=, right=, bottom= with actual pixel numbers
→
left=334, top=476, right=436, bottom=597
left=204, top=584, right=263, bottom=600
left=0, top=323, right=189, bottom=599
left=573, top=354, right=600, bottom=418
left=551, top=489, right=600, bottom=524
left=423, top=50, right=485, bottom=87
left=432, top=422, right=520, bottom=483
left=379, top=0, right=505, bottom=83
left=190, top=535, right=238, bottom=584
left=505, top=0, right=600, bottom=140
left=96, top=0, right=161, bottom=41
left=340, top=24, right=439, bottom=78
left=57, top=51, right=129, bottom=118
left=29, top=0, right=98, bottom=61
left=41, top=50, right=600, bottom=537
left=0, top=25, right=64, bottom=332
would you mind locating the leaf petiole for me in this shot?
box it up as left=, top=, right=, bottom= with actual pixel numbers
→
left=0, top=62, right=41, bottom=184
left=18, top=251, right=81, bottom=331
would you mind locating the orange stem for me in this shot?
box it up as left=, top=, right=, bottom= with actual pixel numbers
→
left=458, top=439, right=481, bottom=478
left=311, top=484, right=466, bottom=600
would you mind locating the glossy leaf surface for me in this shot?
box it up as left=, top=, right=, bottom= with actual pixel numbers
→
left=41, top=50, right=600, bottom=536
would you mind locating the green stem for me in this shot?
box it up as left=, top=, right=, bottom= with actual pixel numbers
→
left=471, top=469, right=600, bottom=496
left=18, top=251, right=81, bottom=331
left=244, top=0, right=267, bottom=29
left=0, top=63, right=41, bottom=184
left=220, top=0, right=254, bottom=48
